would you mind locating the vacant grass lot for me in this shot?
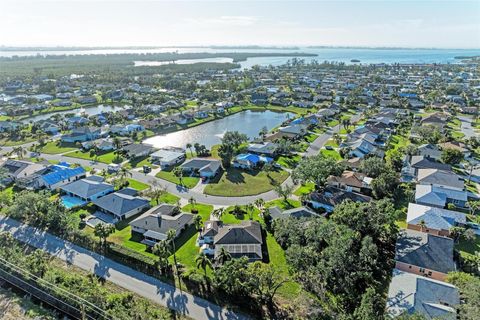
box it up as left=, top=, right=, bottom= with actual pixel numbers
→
left=276, top=155, right=301, bottom=169
left=65, top=150, right=124, bottom=164
left=321, top=149, right=343, bottom=160
left=38, top=141, right=77, bottom=154
left=204, top=168, right=289, bottom=197
left=294, top=182, right=315, bottom=196
left=155, top=168, right=200, bottom=189
left=126, top=178, right=149, bottom=191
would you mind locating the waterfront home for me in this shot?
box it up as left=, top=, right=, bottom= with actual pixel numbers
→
left=67, top=116, right=89, bottom=128
left=326, top=170, right=372, bottom=194
left=122, top=143, right=155, bottom=158
left=60, top=176, right=114, bottom=202
left=268, top=206, right=319, bottom=219
left=37, top=120, right=61, bottom=135
left=150, top=149, right=186, bottom=168
left=246, top=142, right=278, bottom=156
left=415, top=184, right=468, bottom=209
left=386, top=269, right=459, bottom=320
left=92, top=188, right=150, bottom=221
left=0, top=121, right=21, bottom=132
left=130, top=204, right=194, bottom=246
left=394, top=229, right=455, bottom=281
left=307, top=186, right=372, bottom=213
left=233, top=153, right=273, bottom=170
left=61, top=127, right=101, bottom=143
left=198, top=220, right=263, bottom=262
left=180, top=158, right=221, bottom=179
left=77, top=96, right=97, bottom=104
left=406, top=203, right=466, bottom=236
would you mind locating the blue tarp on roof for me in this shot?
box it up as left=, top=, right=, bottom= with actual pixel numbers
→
left=236, top=153, right=273, bottom=164
left=42, top=165, right=85, bottom=186
left=57, top=161, right=71, bottom=168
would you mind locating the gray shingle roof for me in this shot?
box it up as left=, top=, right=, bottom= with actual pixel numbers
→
left=92, top=190, right=149, bottom=217
left=60, top=177, right=113, bottom=199
left=395, top=229, right=455, bottom=274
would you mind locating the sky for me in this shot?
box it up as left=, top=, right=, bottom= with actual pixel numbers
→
left=0, top=0, right=479, bottom=49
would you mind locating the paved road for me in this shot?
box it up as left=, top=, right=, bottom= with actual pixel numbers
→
left=305, top=113, right=362, bottom=157
left=0, top=216, right=249, bottom=320
left=458, top=115, right=476, bottom=139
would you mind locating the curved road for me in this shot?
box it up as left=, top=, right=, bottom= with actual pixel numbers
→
left=0, top=216, right=249, bottom=320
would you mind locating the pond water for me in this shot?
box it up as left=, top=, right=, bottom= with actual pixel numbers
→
left=143, top=110, right=293, bottom=149
left=21, top=104, right=128, bottom=123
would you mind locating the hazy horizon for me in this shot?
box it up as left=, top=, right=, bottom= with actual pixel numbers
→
left=1, top=0, right=479, bottom=49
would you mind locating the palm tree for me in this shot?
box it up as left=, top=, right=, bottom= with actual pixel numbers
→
left=254, top=198, right=265, bottom=210
left=94, top=223, right=115, bottom=252
left=188, top=196, right=197, bottom=209
left=152, top=240, right=171, bottom=275
left=212, top=208, right=225, bottom=220
left=166, top=229, right=179, bottom=283
left=150, top=185, right=167, bottom=205
left=215, top=247, right=231, bottom=265
left=468, top=200, right=480, bottom=215
left=195, top=252, right=212, bottom=278
left=193, top=215, right=203, bottom=231
left=245, top=203, right=255, bottom=220
left=11, top=146, right=26, bottom=159
left=186, top=143, right=193, bottom=157
left=118, top=167, right=132, bottom=181
left=172, top=167, right=184, bottom=186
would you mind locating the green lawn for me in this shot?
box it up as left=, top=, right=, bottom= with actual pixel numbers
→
left=204, top=168, right=290, bottom=197
left=126, top=179, right=149, bottom=191
left=65, top=150, right=124, bottom=164
left=155, top=169, right=200, bottom=189
left=293, top=182, right=315, bottom=196
left=38, top=141, right=77, bottom=154
left=456, top=235, right=480, bottom=260
left=304, top=133, right=318, bottom=143
left=321, top=149, right=343, bottom=160
left=386, top=134, right=410, bottom=160
left=173, top=204, right=213, bottom=270
left=327, top=119, right=339, bottom=127
left=324, top=139, right=339, bottom=148
left=276, top=155, right=300, bottom=169
left=450, top=131, right=465, bottom=140
left=124, top=156, right=159, bottom=170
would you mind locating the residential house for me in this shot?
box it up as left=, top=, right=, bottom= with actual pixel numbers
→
left=406, top=203, right=466, bottom=236
left=37, top=120, right=61, bottom=135
left=268, top=206, right=319, bottom=220
left=61, top=127, right=101, bottom=143
left=401, top=155, right=451, bottom=182
left=150, top=149, right=186, bottom=168
left=67, top=116, right=89, bottom=128
left=327, top=170, right=372, bottom=194
left=130, top=204, right=194, bottom=246
left=81, top=138, right=115, bottom=151
left=233, top=153, right=273, bottom=170
left=180, top=158, right=221, bottom=179
left=395, top=229, right=455, bottom=281
left=386, top=269, right=459, bottom=320
left=417, top=169, right=464, bottom=191
left=36, top=164, right=86, bottom=190
left=199, top=220, right=264, bottom=262
left=92, top=188, right=150, bottom=220
left=415, top=184, right=468, bottom=209
left=438, top=141, right=471, bottom=158
left=60, top=176, right=114, bottom=202
left=246, top=142, right=278, bottom=157
left=122, top=144, right=155, bottom=158
left=0, top=159, right=47, bottom=185
left=307, top=186, right=372, bottom=213
left=417, top=144, right=443, bottom=161
left=0, top=121, right=21, bottom=132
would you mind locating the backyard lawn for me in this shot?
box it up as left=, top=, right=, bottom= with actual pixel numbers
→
left=456, top=235, right=480, bottom=260
left=293, top=182, right=315, bottom=196
left=155, top=168, right=200, bottom=189
left=321, top=149, right=343, bottom=160
left=38, top=141, right=77, bottom=154
left=276, top=155, right=300, bottom=169
left=65, top=150, right=124, bottom=164
left=125, top=156, right=159, bottom=169
left=204, top=168, right=290, bottom=197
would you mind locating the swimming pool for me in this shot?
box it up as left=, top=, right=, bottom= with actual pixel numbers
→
left=61, top=196, right=87, bottom=209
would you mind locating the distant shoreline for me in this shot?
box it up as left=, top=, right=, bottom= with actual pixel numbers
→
left=1, top=45, right=479, bottom=52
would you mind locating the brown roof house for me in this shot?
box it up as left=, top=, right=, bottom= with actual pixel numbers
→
left=198, top=220, right=263, bottom=262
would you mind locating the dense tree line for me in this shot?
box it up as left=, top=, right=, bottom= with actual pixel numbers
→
left=272, top=200, right=399, bottom=319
